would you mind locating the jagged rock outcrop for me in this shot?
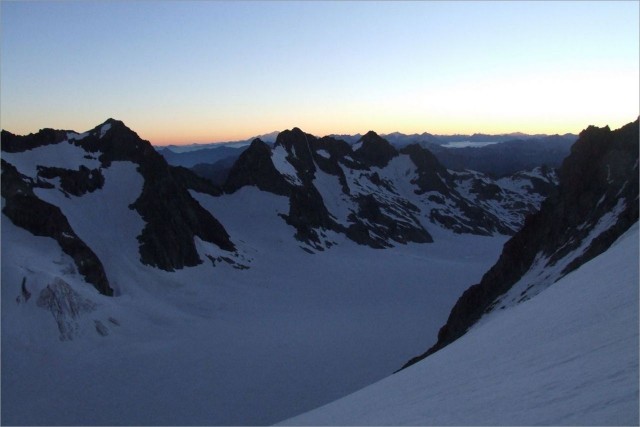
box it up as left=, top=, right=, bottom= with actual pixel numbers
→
left=1, top=128, right=70, bottom=152
left=353, top=131, right=398, bottom=168
left=1, top=160, right=112, bottom=296
left=272, top=129, right=349, bottom=246
left=224, top=138, right=291, bottom=196
left=311, top=136, right=354, bottom=193
left=400, top=119, right=639, bottom=370
left=351, top=194, right=432, bottom=247
left=284, top=185, right=339, bottom=246
left=36, top=165, right=105, bottom=197
left=224, top=130, right=345, bottom=248
left=400, top=144, right=451, bottom=195
left=275, top=127, right=317, bottom=177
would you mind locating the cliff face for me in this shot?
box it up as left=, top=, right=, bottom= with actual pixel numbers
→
left=402, top=119, right=639, bottom=370
left=224, top=138, right=292, bottom=196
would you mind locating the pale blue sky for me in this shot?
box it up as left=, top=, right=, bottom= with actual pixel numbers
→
left=2, top=1, right=638, bottom=144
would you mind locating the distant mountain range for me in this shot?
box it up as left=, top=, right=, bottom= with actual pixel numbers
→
left=157, top=130, right=576, bottom=152
left=157, top=131, right=577, bottom=185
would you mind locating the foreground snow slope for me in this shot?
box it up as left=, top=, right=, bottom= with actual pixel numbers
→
left=282, top=223, right=639, bottom=426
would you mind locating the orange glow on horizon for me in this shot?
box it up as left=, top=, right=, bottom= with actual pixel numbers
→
left=141, top=119, right=630, bottom=146
left=3, top=113, right=636, bottom=147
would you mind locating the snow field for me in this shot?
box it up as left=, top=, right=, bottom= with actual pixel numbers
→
left=1, top=139, right=101, bottom=179
left=2, top=181, right=507, bottom=425
left=283, top=223, right=639, bottom=426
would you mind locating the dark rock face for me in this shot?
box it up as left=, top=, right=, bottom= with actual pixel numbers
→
left=400, top=119, right=639, bottom=371
left=170, top=166, right=222, bottom=197
left=312, top=136, right=355, bottom=193
left=129, top=161, right=235, bottom=270
left=401, top=144, right=451, bottom=195
left=1, top=160, right=113, bottom=296
left=351, top=194, right=432, bottom=247
left=353, top=131, right=398, bottom=168
left=470, top=179, right=502, bottom=201
left=91, top=120, right=235, bottom=270
left=274, top=127, right=317, bottom=177
left=224, top=139, right=291, bottom=196
left=36, top=165, right=104, bottom=197
left=284, top=185, right=338, bottom=246
left=80, top=118, right=158, bottom=166
left=1, top=128, right=70, bottom=152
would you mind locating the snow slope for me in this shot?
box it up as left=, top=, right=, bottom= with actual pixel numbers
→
left=282, top=223, right=639, bottom=426
left=1, top=183, right=507, bottom=425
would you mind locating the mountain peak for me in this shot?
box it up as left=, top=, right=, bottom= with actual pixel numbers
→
left=275, top=127, right=311, bottom=147
left=360, top=130, right=384, bottom=141
left=224, top=137, right=291, bottom=196
left=274, top=127, right=317, bottom=174
left=101, top=117, right=123, bottom=127
left=354, top=131, right=398, bottom=168
left=88, top=118, right=138, bottom=140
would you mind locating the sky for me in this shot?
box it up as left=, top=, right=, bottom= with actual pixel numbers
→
left=1, top=1, right=638, bottom=145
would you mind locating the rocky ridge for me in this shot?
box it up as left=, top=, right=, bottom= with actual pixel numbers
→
left=223, top=127, right=558, bottom=250
left=401, top=119, right=639, bottom=370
